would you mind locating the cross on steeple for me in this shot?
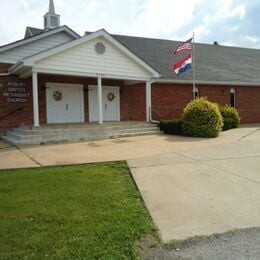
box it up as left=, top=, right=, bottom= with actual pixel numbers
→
left=44, top=0, right=60, bottom=30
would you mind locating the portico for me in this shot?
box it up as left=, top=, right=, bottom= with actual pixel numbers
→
left=10, top=29, right=160, bottom=127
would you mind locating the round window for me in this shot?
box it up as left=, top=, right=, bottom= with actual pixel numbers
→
left=95, top=42, right=106, bottom=54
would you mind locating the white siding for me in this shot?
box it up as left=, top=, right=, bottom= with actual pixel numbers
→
left=0, top=32, right=74, bottom=64
left=34, top=37, right=152, bottom=79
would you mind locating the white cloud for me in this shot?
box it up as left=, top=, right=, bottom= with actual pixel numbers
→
left=123, top=0, right=204, bottom=38
left=245, top=35, right=258, bottom=43
left=0, top=0, right=259, bottom=49
left=221, top=41, right=235, bottom=47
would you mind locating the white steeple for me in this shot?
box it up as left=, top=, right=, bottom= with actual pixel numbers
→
left=49, top=0, right=55, bottom=13
left=44, top=0, right=60, bottom=30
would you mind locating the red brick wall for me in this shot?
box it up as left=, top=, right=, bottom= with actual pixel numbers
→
left=0, top=75, right=33, bottom=132
left=1, top=71, right=260, bottom=132
left=236, top=86, right=260, bottom=123
left=0, top=63, right=12, bottom=73
left=151, top=83, right=260, bottom=123
left=152, top=84, right=193, bottom=119
left=120, top=83, right=146, bottom=121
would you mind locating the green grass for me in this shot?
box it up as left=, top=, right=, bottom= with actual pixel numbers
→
left=0, top=162, right=156, bottom=259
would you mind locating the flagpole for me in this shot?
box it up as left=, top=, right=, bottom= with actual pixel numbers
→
left=192, top=32, right=196, bottom=99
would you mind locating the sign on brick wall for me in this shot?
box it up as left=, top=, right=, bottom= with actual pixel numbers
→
left=2, top=81, right=30, bottom=103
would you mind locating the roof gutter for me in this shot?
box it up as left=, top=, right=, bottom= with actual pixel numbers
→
left=0, top=72, right=10, bottom=76
left=155, top=79, right=260, bottom=86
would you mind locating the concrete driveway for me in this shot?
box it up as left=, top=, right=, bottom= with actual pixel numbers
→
left=128, top=128, right=260, bottom=242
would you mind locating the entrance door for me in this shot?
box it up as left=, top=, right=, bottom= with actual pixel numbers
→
left=88, top=86, right=120, bottom=122
left=46, top=83, right=84, bottom=124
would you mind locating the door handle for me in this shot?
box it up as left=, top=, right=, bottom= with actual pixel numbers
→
left=66, top=104, right=68, bottom=110
left=105, top=104, right=107, bottom=110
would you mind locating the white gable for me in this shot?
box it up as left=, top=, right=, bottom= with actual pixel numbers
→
left=34, top=36, right=153, bottom=79
left=0, top=32, right=75, bottom=64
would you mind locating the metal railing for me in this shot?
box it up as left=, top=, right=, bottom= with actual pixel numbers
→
left=0, top=107, right=24, bottom=121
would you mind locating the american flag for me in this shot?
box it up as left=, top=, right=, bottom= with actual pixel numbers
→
left=174, top=38, right=192, bottom=54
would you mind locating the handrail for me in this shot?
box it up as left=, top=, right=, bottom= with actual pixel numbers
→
left=0, top=107, right=24, bottom=121
left=149, top=107, right=162, bottom=124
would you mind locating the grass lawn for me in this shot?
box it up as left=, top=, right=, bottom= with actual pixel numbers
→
left=0, top=162, right=156, bottom=259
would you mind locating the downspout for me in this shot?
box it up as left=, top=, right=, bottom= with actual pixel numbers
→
left=148, top=80, right=160, bottom=124
left=149, top=107, right=160, bottom=124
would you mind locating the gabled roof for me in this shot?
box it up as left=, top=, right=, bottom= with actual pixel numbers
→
left=113, top=34, right=260, bottom=84
left=24, top=27, right=43, bottom=39
left=10, top=29, right=161, bottom=79
left=0, top=25, right=80, bottom=53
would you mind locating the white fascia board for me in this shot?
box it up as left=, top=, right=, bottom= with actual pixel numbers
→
left=0, top=58, right=15, bottom=64
left=23, top=29, right=161, bottom=78
left=0, top=26, right=79, bottom=53
left=32, top=67, right=152, bottom=81
left=9, top=60, right=24, bottom=73
left=155, top=79, right=260, bottom=86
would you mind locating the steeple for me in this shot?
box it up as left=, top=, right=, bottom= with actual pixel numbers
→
left=44, top=0, right=60, bottom=30
left=49, top=0, right=55, bottom=13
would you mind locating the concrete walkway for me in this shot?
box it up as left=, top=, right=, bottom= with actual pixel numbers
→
left=0, top=125, right=258, bottom=169
left=1, top=125, right=260, bottom=245
left=128, top=127, right=260, bottom=242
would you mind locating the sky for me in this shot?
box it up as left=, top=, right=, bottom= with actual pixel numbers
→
left=0, top=0, right=260, bottom=49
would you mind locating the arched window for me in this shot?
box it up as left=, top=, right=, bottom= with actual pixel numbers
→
left=230, top=88, right=236, bottom=107
left=193, top=87, right=200, bottom=99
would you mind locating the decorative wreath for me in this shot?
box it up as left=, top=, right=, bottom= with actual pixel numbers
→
left=107, top=92, right=115, bottom=101
left=53, top=91, right=63, bottom=101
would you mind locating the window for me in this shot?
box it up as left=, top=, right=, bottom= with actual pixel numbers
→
left=95, top=42, right=106, bottom=55
left=44, top=17, right=47, bottom=28
left=230, top=88, right=236, bottom=107
left=193, top=86, right=199, bottom=99
left=50, top=16, right=58, bottom=27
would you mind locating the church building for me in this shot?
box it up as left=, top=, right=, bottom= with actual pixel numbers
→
left=0, top=0, right=260, bottom=144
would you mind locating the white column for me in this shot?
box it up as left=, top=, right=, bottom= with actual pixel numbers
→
left=97, top=75, right=103, bottom=124
left=146, top=80, right=152, bottom=122
left=32, top=71, right=40, bottom=127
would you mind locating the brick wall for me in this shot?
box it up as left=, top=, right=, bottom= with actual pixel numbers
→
left=0, top=63, right=12, bottom=73
left=1, top=70, right=260, bottom=132
left=0, top=75, right=33, bottom=132
left=120, top=83, right=146, bottom=121
left=151, top=83, right=260, bottom=123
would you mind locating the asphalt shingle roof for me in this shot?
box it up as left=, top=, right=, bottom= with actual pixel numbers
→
left=113, top=34, right=260, bottom=84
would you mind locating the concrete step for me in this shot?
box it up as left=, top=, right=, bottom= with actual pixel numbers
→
left=7, top=127, right=160, bottom=141
left=2, top=129, right=161, bottom=146
left=3, top=123, right=161, bottom=146
left=12, top=125, right=158, bottom=135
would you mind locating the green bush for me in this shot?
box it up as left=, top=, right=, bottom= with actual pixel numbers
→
left=219, top=105, right=240, bottom=130
left=159, top=119, right=183, bottom=135
left=182, top=97, right=223, bottom=138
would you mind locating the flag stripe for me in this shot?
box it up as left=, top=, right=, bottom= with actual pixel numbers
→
left=173, top=54, right=192, bottom=75
left=174, top=38, right=192, bottom=54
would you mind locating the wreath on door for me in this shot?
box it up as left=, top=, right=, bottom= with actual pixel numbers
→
left=107, top=92, right=115, bottom=101
left=53, top=91, right=63, bottom=101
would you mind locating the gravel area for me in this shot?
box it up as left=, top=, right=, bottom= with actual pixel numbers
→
left=142, top=227, right=260, bottom=260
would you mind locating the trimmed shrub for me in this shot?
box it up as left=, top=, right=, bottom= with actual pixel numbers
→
left=219, top=105, right=240, bottom=130
left=182, top=97, right=223, bottom=138
left=159, top=119, right=183, bottom=135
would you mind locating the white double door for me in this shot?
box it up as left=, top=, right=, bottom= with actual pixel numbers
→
left=46, top=83, right=84, bottom=124
left=88, top=86, right=120, bottom=122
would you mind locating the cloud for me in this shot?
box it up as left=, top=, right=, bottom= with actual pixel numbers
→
left=0, top=0, right=260, bottom=50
